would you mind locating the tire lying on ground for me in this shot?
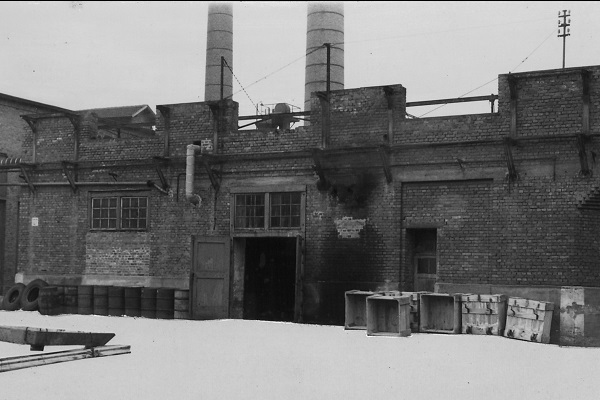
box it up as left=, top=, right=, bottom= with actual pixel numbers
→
left=2, top=283, right=26, bottom=311
left=20, top=279, right=48, bottom=311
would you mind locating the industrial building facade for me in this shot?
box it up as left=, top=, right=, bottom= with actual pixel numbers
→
left=6, top=65, right=600, bottom=345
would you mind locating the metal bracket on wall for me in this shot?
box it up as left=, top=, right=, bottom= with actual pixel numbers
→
left=19, top=164, right=36, bottom=194
left=316, top=92, right=331, bottom=149
left=199, top=155, right=221, bottom=192
left=378, top=145, right=393, bottom=184
left=576, top=134, right=591, bottom=177
left=311, top=148, right=330, bottom=191
left=503, top=137, right=518, bottom=181
left=156, top=105, right=171, bottom=157
left=61, top=161, right=78, bottom=193
left=152, top=156, right=170, bottom=192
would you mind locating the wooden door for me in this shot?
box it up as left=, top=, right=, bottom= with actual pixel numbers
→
left=414, top=255, right=437, bottom=292
left=190, top=236, right=230, bottom=320
left=293, top=235, right=304, bottom=322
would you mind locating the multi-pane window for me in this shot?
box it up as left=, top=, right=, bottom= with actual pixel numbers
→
left=235, top=194, right=265, bottom=228
left=270, top=192, right=301, bottom=228
left=91, top=195, right=148, bottom=231
left=121, top=197, right=148, bottom=229
left=91, top=197, right=118, bottom=229
left=234, top=192, right=303, bottom=229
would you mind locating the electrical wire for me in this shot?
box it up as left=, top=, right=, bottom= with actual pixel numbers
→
left=228, top=46, right=324, bottom=99
left=417, top=26, right=559, bottom=118
left=222, top=58, right=256, bottom=109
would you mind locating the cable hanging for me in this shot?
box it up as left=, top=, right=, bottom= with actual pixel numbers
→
left=222, top=58, right=256, bottom=109
left=229, top=46, right=323, bottom=99
left=417, top=26, right=558, bottom=118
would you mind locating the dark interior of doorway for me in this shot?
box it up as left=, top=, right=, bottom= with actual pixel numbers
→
left=243, top=237, right=296, bottom=322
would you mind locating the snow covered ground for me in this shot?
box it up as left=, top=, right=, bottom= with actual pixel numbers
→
left=0, top=310, right=599, bottom=400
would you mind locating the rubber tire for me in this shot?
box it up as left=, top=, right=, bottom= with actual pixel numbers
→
left=2, top=283, right=26, bottom=311
left=20, top=279, right=48, bottom=311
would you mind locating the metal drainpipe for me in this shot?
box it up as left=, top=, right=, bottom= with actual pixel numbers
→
left=186, top=144, right=202, bottom=205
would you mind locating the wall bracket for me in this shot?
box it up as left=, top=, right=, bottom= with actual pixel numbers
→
left=378, top=145, right=393, bottom=183
left=503, top=137, right=518, bottom=181
left=576, top=134, right=591, bottom=177
left=61, top=161, right=78, bottom=193
left=200, top=155, right=221, bottom=192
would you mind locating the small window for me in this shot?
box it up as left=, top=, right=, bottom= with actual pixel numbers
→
left=235, top=194, right=265, bottom=228
left=91, top=197, right=118, bottom=229
left=416, top=257, right=437, bottom=275
left=233, top=190, right=304, bottom=230
left=90, top=195, right=148, bottom=231
left=270, top=192, right=301, bottom=228
left=121, top=197, right=148, bottom=230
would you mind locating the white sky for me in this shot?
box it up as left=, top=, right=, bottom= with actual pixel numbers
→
left=1, top=1, right=599, bottom=118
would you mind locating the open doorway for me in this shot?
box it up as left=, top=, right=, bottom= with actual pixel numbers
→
left=243, top=237, right=297, bottom=322
left=407, top=229, right=437, bottom=292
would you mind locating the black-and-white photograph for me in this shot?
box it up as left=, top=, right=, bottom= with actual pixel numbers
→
left=0, top=1, right=599, bottom=398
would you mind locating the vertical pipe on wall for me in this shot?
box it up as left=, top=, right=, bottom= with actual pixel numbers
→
left=185, top=144, right=202, bottom=205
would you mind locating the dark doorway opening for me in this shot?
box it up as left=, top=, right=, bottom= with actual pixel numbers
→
left=407, top=228, right=437, bottom=292
left=243, top=237, right=296, bottom=322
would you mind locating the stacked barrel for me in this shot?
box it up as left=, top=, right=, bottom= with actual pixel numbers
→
left=35, top=285, right=190, bottom=320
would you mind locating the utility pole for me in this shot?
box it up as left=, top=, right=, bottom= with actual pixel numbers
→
left=558, top=10, right=571, bottom=69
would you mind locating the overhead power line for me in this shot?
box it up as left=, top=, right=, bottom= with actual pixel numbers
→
left=417, top=26, right=558, bottom=118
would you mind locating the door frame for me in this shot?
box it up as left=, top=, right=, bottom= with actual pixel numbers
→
left=189, top=235, right=231, bottom=320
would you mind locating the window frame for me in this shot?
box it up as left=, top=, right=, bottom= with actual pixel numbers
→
left=231, top=185, right=305, bottom=232
left=89, top=191, right=150, bottom=232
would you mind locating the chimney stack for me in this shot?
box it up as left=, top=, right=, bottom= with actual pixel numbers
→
left=204, top=3, right=233, bottom=101
left=304, top=2, right=344, bottom=115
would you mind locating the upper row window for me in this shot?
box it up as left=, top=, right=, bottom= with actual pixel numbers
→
left=234, top=192, right=302, bottom=229
left=91, top=196, right=148, bottom=230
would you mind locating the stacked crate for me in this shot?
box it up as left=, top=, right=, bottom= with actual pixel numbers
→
left=419, top=293, right=462, bottom=334
left=461, top=294, right=507, bottom=335
left=366, top=293, right=412, bottom=337
left=503, top=297, right=554, bottom=344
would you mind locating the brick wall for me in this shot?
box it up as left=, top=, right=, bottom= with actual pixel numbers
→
left=13, top=64, right=600, bottom=324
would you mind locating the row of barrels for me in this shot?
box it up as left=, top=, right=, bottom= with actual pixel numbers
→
left=39, top=286, right=190, bottom=319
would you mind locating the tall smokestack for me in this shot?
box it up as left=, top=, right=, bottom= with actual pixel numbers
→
left=304, top=2, right=344, bottom=114
left=204, top=3, right=233, bottom=101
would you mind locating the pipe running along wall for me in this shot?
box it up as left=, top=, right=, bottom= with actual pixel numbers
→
left=185, top=144, right=203, bottom=205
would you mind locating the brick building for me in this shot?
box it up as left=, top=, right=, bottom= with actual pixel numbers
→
left=5, top=64, right=600, bottom=345
left=0, top=93, right=79, bottom=294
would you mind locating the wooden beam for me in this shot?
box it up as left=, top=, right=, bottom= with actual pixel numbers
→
left=61, top=161, right=78, bottom=193
left=317, top=92, right=330, bottom=149
left=503, top=137, right=518, bottom=181
left=199, top=155, right=221, bottom=192
left=19, top=165, right=35, bottom=193
left=311, top=149, right=329, bottom=190
left=21, top=116, right=38, bottom=164
left=153, top=156, right=170, bottom=191
left=378, top=145, right=393, bottom=183
left=157, top=105, right=171, bottom=157
left=582, top=70, right=590, bottom=136
left=576, top=134, right=591, bottom=177
left=65, top=114, right=81, bottom=162
left=0, top=345, right=131, bottom=373
left=383, top=86, right=394, bottom=144
left=508, top=75, right=518, bottom=138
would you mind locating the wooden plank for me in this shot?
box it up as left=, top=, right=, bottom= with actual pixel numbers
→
left=0, top=345, right=131, bottom=373
left=0, top=326, right=115, bottom=349
left=507, top=297, right=554, bottom=311
left=462, top=302, right=499, bottom=315
left=507, top=306, right=550, bottom=321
